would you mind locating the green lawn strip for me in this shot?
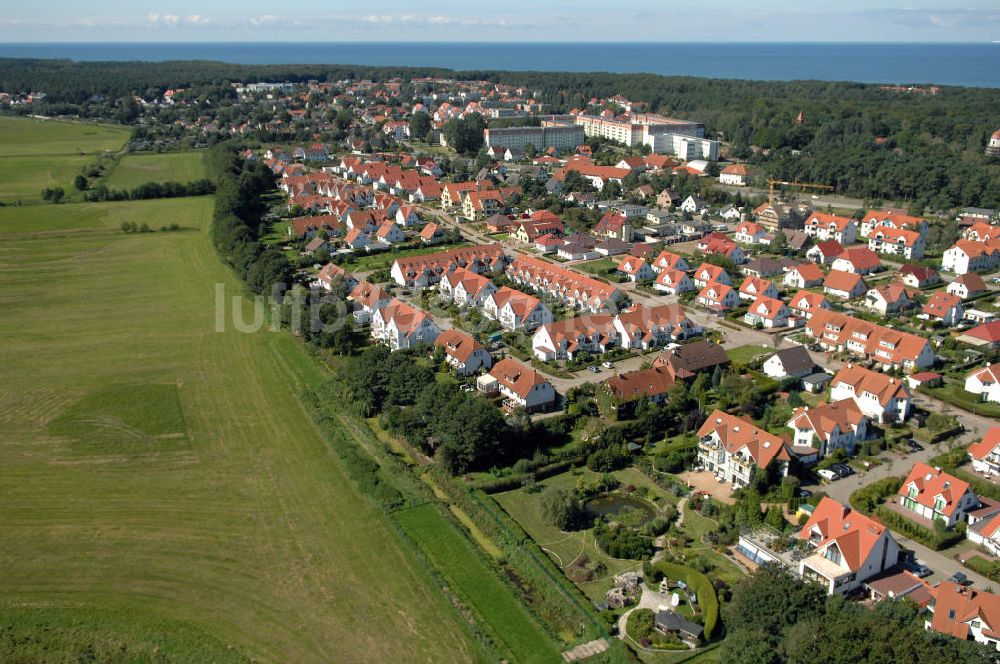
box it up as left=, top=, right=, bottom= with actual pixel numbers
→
left=723, top=344, right=772, bottom=365
left=0, top=154, right=93, bottom=204
left=394, top=503, right=562, bottom=664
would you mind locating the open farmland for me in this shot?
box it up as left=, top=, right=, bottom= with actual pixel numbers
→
left=0, top=192, right=479, bottom=662
left=0, top=116, right=129, bottom=204
left=103, top=151, right=207, bottom=189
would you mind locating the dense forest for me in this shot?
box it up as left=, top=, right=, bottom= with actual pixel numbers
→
left=3, top=58, right=999, bottom=208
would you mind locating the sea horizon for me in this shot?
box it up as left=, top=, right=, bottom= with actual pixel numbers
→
left=0, top=41, right=998, bottom=88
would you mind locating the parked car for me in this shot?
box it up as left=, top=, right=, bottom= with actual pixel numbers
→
left=907, top=440, right=924, bottom=452
left=830, top=462, right=854, bottom=478
left=796, top=488, right=813, bottom=498
left=910, top=563, right=932, bottom=578
left=602, top=361, right=613, bottom=369
left=817, top=468, right=839, bottom=481
left=587, top=365, right=600, bottom=373
left=948, top=571, right=969, bottom=585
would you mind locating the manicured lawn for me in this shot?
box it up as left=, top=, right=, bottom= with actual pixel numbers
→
left=724, top=344, right=772, bottom=365
left=394, top=503, right=560, bottom=663
left=0, top=116, right=129, bottom=156
left=0, top=197, right=478, bottom=662
left=103, top=151, right=207, bottom=189
left=339, top=240, right=470, bottom=273
left=573, top=257, right=620, bottom=277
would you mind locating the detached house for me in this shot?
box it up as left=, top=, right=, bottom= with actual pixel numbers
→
left=868, top=226, right=925, bottom=260
left=744, top=296, right=791, bottom=329
left=371, top=299, right=441, bottom=351
left=922, top=291, right=964, bottom=326
left=696, top=410, right=791, bottom=489
left=864, top=282, right=913, bottom=316
left=719, top=163, right=750, bottom=186
left=899, top=264, right=939, bottom=288
left=434, top=329, right=492, bottom=376
left=654, top=268, right=695, bottom=295
left=787, top=400, right=869, bottom=460
left=734, top=221, right=768, bottom=245
left=738, top=276, right=779, bottom=302
left=488, top=358, right=556, bottom=413
left=651, top=250, right=690, bottom=273
left=604, top=366, right=678, bottom=410
left=898, top=462, right=979, bottom=528
left=926, top=583, right=1000, bottom=651
left=832, top=247, right=881, bottom=275
left=784, top=263, right=825, bottom=289
left=347, top=280, right=392, bottom=323
left=965, top=363, right=1000, bottom=404
left=947, top=272, right=987, bottom=300
left=797, top=498, right=900, bottom=595
left=823, top=270, right=867, bottom=300
left=697, top=282, right=740, bottom=312
left=968, top=427, right=1000, bottom=478
left=763, top=345, right=816, bottom=380
left=788, top=290, right=831, bottom=322
left=692, top=263, right=732, bottom=289
left=968, top=511, right=1000, bottom=557
left=830, top=364, right=912, bottom=424
left=806, top=240, right=845, bottom=265
left=617, top=256, right=655, bottom=282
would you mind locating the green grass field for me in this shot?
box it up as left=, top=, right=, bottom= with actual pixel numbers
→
left=0, top=196, right=479, bottom=662
left=723, top=344, right=772, bottom=365
left=0, top=116, right=129, bottom=156
left=0, top=116, right=129, bottom=204
left=104, top=151, right=207, bottom=189
left=394, top=503, right=560, bottom=663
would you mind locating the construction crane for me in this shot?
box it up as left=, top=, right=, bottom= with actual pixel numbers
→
left=768, top=178, right=834, bottom=206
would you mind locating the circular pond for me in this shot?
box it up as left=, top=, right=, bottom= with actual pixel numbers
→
left=584, top=493, right=657, bottom=526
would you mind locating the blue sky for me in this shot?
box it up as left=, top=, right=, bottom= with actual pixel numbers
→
left=2, top=1, right=999, bottom=42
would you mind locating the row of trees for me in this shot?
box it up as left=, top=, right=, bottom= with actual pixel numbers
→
left=203, top=143, right=292, bottom=295
left=82, top=178, right=215, bottom=203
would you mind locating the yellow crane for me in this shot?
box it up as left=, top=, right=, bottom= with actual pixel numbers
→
left=768, top=178, right=834, bottom=206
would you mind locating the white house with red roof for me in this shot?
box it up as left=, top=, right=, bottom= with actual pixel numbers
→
left=804, top=212, right=858, bottom=245
left=787, top=290, right=831, bottom=322
left=787, top=401, right=869, bottom=459
left=696, top=410, right=791, bottom=488
left=968, top=511, right=1000, bottom=556
left=371, top=298, right=441, bottom=351
left=869, top=226, right=925, bottom=260
left=830, top=364, right=912, bottom=424
left=926, top=582, right=1000, bottom=650
left=434, top=329, right=492, bottom=376
left=947, top=272, right=988, bottom=300
left=697, top=283, right=740, bottom=313
left=899, top=462, right=980, bottom=528
left=719, top=163, right=750, bottom=186
left=483, top=287, right=553, bottom=332
left=784, top=263, right=825, bottom=289
left=744, top=296, right=791, bottom=329
left=965, top=363, right=1000, bottom=404
left=613, top=303, right=702, bottom=350
left=691, top=263, right=732, bottom=288
left=864, top=282, right=913, bottom=316
left=797, top=497, right=900, bottom=595
left=375, top=220, right=405, bottom=245
left=806, top=240, right=845, bottom=265
left=617, top=256, right=655, bottom=282
left=921, top=291, right=964, bottom=326
left=734, top=221, right=768, bottom=245
left=823, top=270, right=867, bottom=300
left=737, top=276, right=779, bottom=302
left=653, top=268, right=695, bottom=295
left=942, top=238, right=1000, bottom=275
left=832, top=246, right=881, bottom=275
left=439, top=267, right=498, bottom=308
left=488, top=358, right=556, bottom=412
left=532, top=315, right=617, bottom=361
left=651, top=250, right=690, bottom=273
left=968, top=427, right=1000, bottom=478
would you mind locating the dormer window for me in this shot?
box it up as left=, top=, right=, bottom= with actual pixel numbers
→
left=825, top=546, right=842, bottom=565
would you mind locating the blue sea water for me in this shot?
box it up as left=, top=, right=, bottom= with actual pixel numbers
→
left=0, top=42, right=998, bottom=88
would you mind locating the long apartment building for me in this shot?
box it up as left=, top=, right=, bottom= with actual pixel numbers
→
left=573, top=112, right=718, bottom=159
left=390, top=244, right=508, bottom=288
left=804, top=308, right=935, bottom=371
left=506, top=254, right=622, bottom=313
left=483, top=124, right=585, bottom=152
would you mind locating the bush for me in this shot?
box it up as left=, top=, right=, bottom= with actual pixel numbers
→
left=850, top=476, right=904, bottom=514
left=651, top=560, right=719, bottom=639
left=874, top=506, right=964, bottom=550
left=594, top=521, right=654, bottom=560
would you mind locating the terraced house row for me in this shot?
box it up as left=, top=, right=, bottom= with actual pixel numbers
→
left=804, top=308, right=936, bottom=370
